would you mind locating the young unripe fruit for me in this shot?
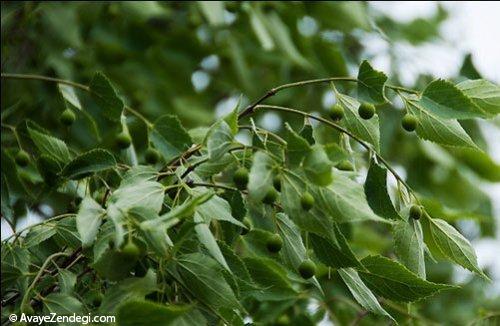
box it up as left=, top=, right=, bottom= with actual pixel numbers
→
left=262, top=188, right=278, bottom=205
left=241, top=218, right=251, bottom=235
left=115, top=132, right=132, bottom=149
left=60, top=109, right=76, bottom=126
left=329, top=104, right=344, bottom=121
left=273, top=175, right=281, bottom=191
left=276, top=315, right=290, bottom=325
left=15, top=150, right=30, bottom=167
left=121, top=241, right=140, bottom=259
left=402, top=114, right=418, bottom=132
left=358, top=102, right=375, bottom=120
left=145, top=147, right=160, bottom=164
left=90, top=292, right=104, bottom=306
left=336, top=160, right=354, bottom=171
left=298, top=259, right=316, bottom=279
left=409, top=205, right=422, bottom=220
left=301, top=192, right=315, bottom=211
left=266, top=234, right=283, bottom=253
left=233, top=167, right=249, bottom=190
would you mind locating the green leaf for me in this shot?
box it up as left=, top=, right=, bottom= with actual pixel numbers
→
left=93, top=249, right=139, bottom=281
left=283, top=123, right=311, bottom=167
left=43, top=293, right=83, bottom=315
left=109, top=179, right=164, bottom=213
left=117, top=301, right=191, bottom=326
left=247, top=5, right=275, bottom=50
left=100, top=270, right=157, bottom=313
left=275, top=213, right=306, bottom=268
left=421, top=215, right=488, bottom=279
left=194, top=212, right=230, bottom=271
left=89, top=72, right=124, bottom=121
left=77, top=196, right=105, bottom=248
left=310, top=227, right=361, bottom=269
left=1, top=175, right=13, bottom=223
left=311, top=173, right=385, bottom=223
left=128, top=206, right=172, bottom=257
left=357, top=60, right=388, bottom=104
left=150, top=115, right=193, bottom=162
left=24, top=225, right=57, bottom=247
left=243, top=256, right=298, bottom=301
left=337, top=93, right=380, bottom=152
left=457, top=79, right=500, bottom=116
left=176, top=253, right=240, bottom=309
left=418, top=79, right=487, bottom=119
left=58, top=84, right=81, bottom=110
left=364, top=160, right=400, bottom=220
left=218, top=241, right=252, bottom=282
left=359, top=255, right=455, bottom=302
left=61, top=149, right=116, bottom=180
left=224, top=97, right=241, bottom=135
left=303, top=145, right=332, bottom=186
left=58, top=270, right=77, bottom=294
left=206, top=120, right=234, bottom=161
left=407, top=103, right=479, bottom=149
left=248, top=151, right=274, bottom=202
left=195, top=192, right=245, bottom=227
left=393, top=217, right=426, bottom=278
left=198, top=1, right=225, bottom=26
left=28, top=126, right=71, bottom=164
left=338, top=268, right=395, bottom=322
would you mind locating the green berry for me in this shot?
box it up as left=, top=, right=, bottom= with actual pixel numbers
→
left=402, top=114, right=418, bottom=132
left=266, top=234, right=283, bottom=253
left=241, top=218, right=251, bottom=235
left=276, top=315, right=290, bottom=325
left=273, top=174, right=281, bottom=191
left=298, top=259, right=316, bottom=279
left=115, top=132, right=132, bottom=149
left=145, top=147, right=160, bottom=164
left=90, top=292, right=104, bottom=306
left=262, top=188, right=278, bottom=205
left=358, top=102, right=375, bottom=120
left=409, top=205, right=422, bottom=220
left=300, top=192, right=315, bottom=211
left=121, top=241, right=140, bottom=259
left=329, top=104, right=344, bottom=121
left=15, top=150, right=30, bottom=167
left=233, top=167, right=249, bottom=190
left=336, top=160, right=354, bottom=171
left=60, top=109, right=76, bottom=126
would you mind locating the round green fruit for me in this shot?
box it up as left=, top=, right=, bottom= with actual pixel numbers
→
left=300, top=192, right=315, bottom=211
left=298, top=259, right=316, bottom=279
left=241, top=218, right=251, bottom=235
left=60, top=109, right=76, bottom=126
left=402, top=114, right=418, bottom=132
left=115, top=132, right=132, bottom=149
left=358, top=102, right=375, bottom=120
left=262, top=188, right=278, bottom=205
left=336, top=160, right=354, bottom=171
left=276, top=315, right=290, bottom=325
left=15, top=150, right=30, bottom=167
left=273, top=175, right=281, bottom=191
left=329, top=104, right=344, bottom=121
left=121, top=241, right=140, bottom=259
left=145, top=147, right=160, bottom=164
left=266, top=234, right=283, bottom=253
left=409, top=205, right=422, bottom=220
left=233, top=167, right=249, bottom=190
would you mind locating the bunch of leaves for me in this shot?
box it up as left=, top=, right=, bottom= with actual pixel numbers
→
left=2, top=57, right=499, bottom=325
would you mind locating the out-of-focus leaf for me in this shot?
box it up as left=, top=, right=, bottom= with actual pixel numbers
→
left=150, top=115, right=192, bottom=162
left=89, top=72, right=124, bottom=121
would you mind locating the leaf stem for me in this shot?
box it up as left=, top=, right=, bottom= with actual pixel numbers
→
left=1, top=73, right=90, bottom=91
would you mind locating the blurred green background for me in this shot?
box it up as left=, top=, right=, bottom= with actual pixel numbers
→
left=2, top=2, right=499, bottom=324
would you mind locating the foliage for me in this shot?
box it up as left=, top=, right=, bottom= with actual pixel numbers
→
left=2, top=2, right=500, bottom=325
